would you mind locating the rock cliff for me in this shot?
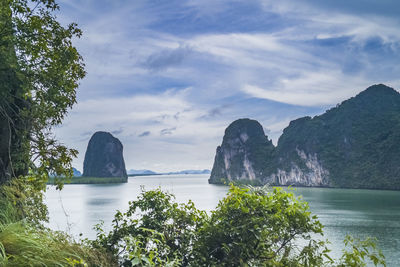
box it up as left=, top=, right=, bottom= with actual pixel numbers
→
left=82, top=131, right=128, bottom=179
left=210, top=84, right=400, bottom=189
left=209, top=119, right=275, bottom=184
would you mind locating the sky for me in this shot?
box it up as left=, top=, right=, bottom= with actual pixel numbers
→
left=54, top=0, right=400, bottom=172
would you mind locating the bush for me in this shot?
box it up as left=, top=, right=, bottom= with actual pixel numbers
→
left=95, top=185, right=386, bottom=266
left=192, top=186, right=326, bottom=266
left=92, top=188, right=207, bottom=266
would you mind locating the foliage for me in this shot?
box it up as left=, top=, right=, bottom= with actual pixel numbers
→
left=0, top=2, right=114, bottom=266
left=92, top=188, right=207, bottom=266
left=192, top=186, right=328, bottom=266
left=117, top=229, right=181, bottom=267
left=0, top=175, right=48, bottom=225
left=95, top=185, right=386, bottom=267
left=0, top=0, right=85, bottom=187
left=336, top=236, right=386, bottom=267
left=0, top=1, right=123, bottom=266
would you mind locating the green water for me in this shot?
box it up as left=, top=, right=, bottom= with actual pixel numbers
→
left=293, top=187, right=400, bottom=266
left=45, top=174, right=400, bottom=266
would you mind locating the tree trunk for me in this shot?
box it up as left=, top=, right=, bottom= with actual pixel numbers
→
left=0, top=114, right=12, bottom=183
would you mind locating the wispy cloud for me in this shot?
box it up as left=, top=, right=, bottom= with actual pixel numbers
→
left=241, top=71, right=367, bottom=106
left=143, top=45, right=192, bottom=71
left=111, top=128, right=123, bottom=135
left=160, top=127, right=177, bottom=135
left=138, top=131, right=151, bottom=137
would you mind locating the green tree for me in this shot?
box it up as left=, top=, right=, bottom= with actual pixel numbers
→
left=0, top=0, right=85, bottom=188
left=192, top=186, right=331, bottom=266
left=96, top=186, right=386, bottom=267
left=93, top=188, right=207, bottom=266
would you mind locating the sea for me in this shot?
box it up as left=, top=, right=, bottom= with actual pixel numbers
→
left=45, top=174, right=400, bottom=266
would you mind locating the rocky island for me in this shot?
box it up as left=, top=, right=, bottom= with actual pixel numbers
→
left=82, top=131, right=128, bottom=181
left=210, top=84, right=400, bottom=189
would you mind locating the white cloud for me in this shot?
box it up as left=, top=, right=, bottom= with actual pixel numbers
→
left=242, top=71, right=368, bottom=106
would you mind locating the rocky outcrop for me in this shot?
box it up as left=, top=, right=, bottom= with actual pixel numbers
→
left=209, top=119, right=275, bottom=184
left=82, top=131, right=127, bottom=179
left=210, top=84, right=400, bottom=189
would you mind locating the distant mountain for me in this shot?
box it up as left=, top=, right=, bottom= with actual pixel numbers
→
left=127, top=169, right=157, bottom=175
left=127, top=169, right=211, bottom=175
left=210, top=84, right=400, bottom=190
left=165, top=169, right=211, bottom=175
left=50, top=167, right=82, bottom=177
left=73, top=167, right=82, bottom=177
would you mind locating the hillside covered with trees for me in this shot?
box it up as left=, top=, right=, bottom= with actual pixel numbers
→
left=210, top=84, right=400, bottom=190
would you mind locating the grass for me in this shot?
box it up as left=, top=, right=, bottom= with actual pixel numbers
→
left=0, top=181, right=117, bottom=266
left=0, top=222, right=116, bottom=266
left=47, top=176, right=128, bottom=185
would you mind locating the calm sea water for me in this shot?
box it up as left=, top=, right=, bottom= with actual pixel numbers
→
left=45, top=174, right=400, bottom=266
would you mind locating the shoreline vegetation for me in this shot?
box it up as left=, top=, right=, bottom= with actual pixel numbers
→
left=90, top=185, right=386, bottom=266
left=47, top=176, right=128, bottom=185
left=47, top=173, right=208, bottom=185
left=219, top=177, right=400, bottom=192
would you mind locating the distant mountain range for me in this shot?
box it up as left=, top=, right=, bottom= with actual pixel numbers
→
left=50, top=167, right=82, bottom=177
left=68, top=168, right=210, bottom=177
left=127, top=169, right=210, bottom=176
left=127, top=169, right=157, bottom=175
left=164, top=169, right=211, bottom=175
left=73, top=167, right=82, bottom=177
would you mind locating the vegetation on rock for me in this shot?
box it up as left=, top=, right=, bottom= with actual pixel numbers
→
left=210, top=84, right=400, bottom=189
left=47, top=176, right=127, bottom=185
left=277, top=84, right=400, bottom=189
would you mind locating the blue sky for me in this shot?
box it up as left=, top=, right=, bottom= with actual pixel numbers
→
left=55, top=0, right=400, bottom=172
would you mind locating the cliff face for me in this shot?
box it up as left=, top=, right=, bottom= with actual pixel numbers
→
left=210, top=84, right=400, bottom=189
left=209, top=119, right=275, bottom=184
left=264, top=148, right=330, bottom=186
left=82, top=131, right=128, bottom=179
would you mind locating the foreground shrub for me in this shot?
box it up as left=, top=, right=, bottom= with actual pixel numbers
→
left=93, top=188, right=207, bottom=266
left=95, top=185, right=386, bottom=266
left=192, top=186, right=327, bottom=266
